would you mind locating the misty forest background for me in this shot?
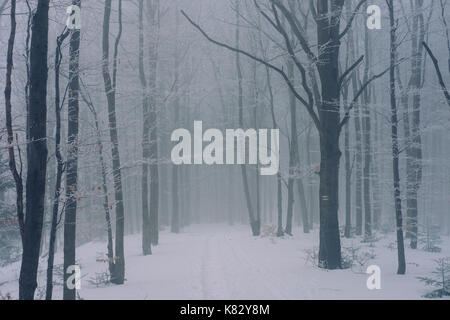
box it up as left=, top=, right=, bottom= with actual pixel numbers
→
left=1, top=0, right=450, bottom=300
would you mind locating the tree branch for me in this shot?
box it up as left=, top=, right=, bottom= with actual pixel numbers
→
left=339, top=0, right=368, bottom=39
left=423, top=41, right=450, bottom=107
left=181, top=9, right=321, bottom=131
left=338, top=54, right=364, bottom=89
left=339, top=65, right=392, bottom=131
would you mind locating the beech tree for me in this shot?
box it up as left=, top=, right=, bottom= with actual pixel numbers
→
left=183, top=0, right=388, bottom=269
left=102, top=0, right=126, bottom=285
left=19, top=0, right=50, bottom=300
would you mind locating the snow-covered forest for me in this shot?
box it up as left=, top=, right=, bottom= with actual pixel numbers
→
left=1, top=0, right=450, bottom=300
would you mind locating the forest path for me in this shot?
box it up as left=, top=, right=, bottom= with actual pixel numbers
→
left=197, top=225, right=313, bottom=300
left=4, top=223, right=435, bottom=300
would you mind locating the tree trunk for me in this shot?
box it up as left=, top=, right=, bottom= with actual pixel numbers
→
left=46, top=28, right=69, bottom=301
left=235, top=3, right=259, bottom=236
left=285, top=60, right=296, bottom=236
left=102, top=0, right=125, bottom=285
left=316, top=0, right=343, bottom=270
left=148, top=0, right=160, bottom=245
left=19, top=0, right=50, bottom=300
left=362, top=16, right=372, bottom=240
left=388, top=0, right=406, bottom=275
left=4, top=0, right=24, bottom=245
left=139, top=0, right=152, bottom=256
left=406, top=0, right=424, bottom=249
left=348, top=22, right=363, bottom=237
left=171, top=7, right=180, bottom=234
left=64, top=0, right=81, bottom=300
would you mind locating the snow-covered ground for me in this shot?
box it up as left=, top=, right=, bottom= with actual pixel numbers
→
left=1, top=224, right=449, bottom=300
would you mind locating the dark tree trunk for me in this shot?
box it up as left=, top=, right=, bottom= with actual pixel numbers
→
left=64, top=0, right=81, bottom=300
left=316, top=0, right=343, bottom=270
left=46, top=28, right=69, bottom=301
left=19, top=0, right=50, bottom=300
left=388, top=0, right=406, bottom=275
left=102, top=0, right=125, bottom=284
left=4, top=0, right=24, bottom=245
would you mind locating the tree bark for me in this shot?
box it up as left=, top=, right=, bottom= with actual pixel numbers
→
left=46, top=28, right=69, bottom=301
left=63, top=0, right=81, bottom=300
left=102, top=0, right=125, bottom=284
left=19, top=0, right=50, bottom=300
left=4, top=0, right=24, bottom=244
left=316, top=0, right=343, bottom=269
left=388, top=0, right=406, bottom=275
left=139, top=0, right=152, bottom=256
left=236, top=3, right=259, bottom=236
left=148, top=0, right=160, bottom=246
left=362, top=13, right=372, bottom=240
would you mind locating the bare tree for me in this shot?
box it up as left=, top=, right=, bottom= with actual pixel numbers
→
left=46, top=27, right=70, bottom=301
left=19, top=0, right=50, bottom=300
left=64, top=0, right=82, bottom=300
left=4, top=0, right=24, bottom=244
left=102, top=0, right=126, bottom=285
left=388, top=0, right=406, bottom=275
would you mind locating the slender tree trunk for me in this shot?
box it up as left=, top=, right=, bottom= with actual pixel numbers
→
left=388, top=0, right=406, bottom=275
left=285, top=60, right=296, bottom=236
left=148, top=0, right=160, bottom=245
left=407, top=0, right=424, bottom=249
left=343, top=82, right=352, bottom=238
left=348, top=24, right=363, bottom=236
left=64, top=0, right=81, bottom=300
left=46, top=28, right=69, bottom=301
left=171, top=7, right=180, bottom=234
left=19, top=0, right=50, bottom=300
left=4, top=0, right=24, bottom=244
left=362, top=16, right=372, bottom=240
left=102, top=0, right=125, bottom=284
left=81, top=91, right=115, bottom=280
left=139, top=0, right=152, bottom=256
left=235, top=3, right=259, bottom=236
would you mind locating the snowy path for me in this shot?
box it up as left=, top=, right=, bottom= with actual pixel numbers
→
left=1, top=224, right=449, bottom=300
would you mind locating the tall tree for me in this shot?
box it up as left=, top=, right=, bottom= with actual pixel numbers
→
left=182, top=0, right=389, bottom=269
left=236, top=2, right=260, bottom=236
left=148, top=0, right=160, bottom=246
left=46, top=28, right=70, bottom=301
left=171, top=4, right=181, bottom=234
left=102, top=0, right=126, bottom=284
left=64, top=0, right=82, bottom=300
left=4, top=0, right=24, bottom=244
left=388, top=0, right=406, bottom=275
left=19, top=0, right=50, bottom=300
left=139, top=0, right=152, bottom=255
left=362, top=6, right=372, bottom=240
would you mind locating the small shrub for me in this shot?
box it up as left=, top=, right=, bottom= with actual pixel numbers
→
left=341, top=245, right=376, bottom=272
left=87, top=271, right=111, bottom=288
left=418, top=257, right=450, bottom=298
